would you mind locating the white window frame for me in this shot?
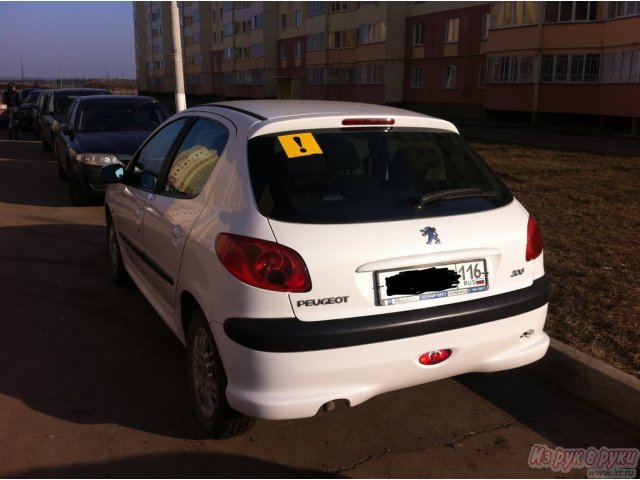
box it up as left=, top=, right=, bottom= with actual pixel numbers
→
left=445, top=18, right=459, bottom=43
left=442, top=65, right=457, bottom=89
left=412, top=23, right=424, bottom=46
left=411, top=66, right=424, bottom=88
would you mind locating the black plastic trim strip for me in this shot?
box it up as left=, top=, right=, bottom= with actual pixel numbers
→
left=120, top=233, right=174, bottom=286
left=209, top=104, right=267, bottom=121
left=223, top=276, right=550, bottom=353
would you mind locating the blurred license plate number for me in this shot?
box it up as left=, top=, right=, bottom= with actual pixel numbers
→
left=377, top=260, right=488, bottom=306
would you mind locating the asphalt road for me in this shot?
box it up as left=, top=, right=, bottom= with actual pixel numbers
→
left=0, top=134, right=636, bottom=478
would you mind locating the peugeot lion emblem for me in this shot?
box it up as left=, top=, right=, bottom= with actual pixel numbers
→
left=420, top=226, right=441, bottom=245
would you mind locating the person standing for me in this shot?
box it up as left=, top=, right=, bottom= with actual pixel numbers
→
left=2, top=83, right=21, bottom=140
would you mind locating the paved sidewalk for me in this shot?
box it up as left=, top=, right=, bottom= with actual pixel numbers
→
left=459, top=124, right=640, bottom=157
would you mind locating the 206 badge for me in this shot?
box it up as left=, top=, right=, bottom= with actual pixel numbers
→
left=420, top=227, right=441, bottom=245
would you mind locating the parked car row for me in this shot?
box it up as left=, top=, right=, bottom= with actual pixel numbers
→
left=33, top=88, right=171, bottom=205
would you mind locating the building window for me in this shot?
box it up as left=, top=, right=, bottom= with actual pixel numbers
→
left=252, top=14, right=264, bottom=30
left=330, top=2, right=351, bottom=13
left=307, top=31, right=326, bottom=51
left=543, top=51, right=640, bottom=83
left=544, top=2, right=597, bottom=23
left=355, top=63, right=385, bottom=84
left=280, top=44, right=288, bottom=60
left=487, top=55, right=534, bottom=83
left=329, top=30, right=357, bottom=49
left=541, top=54, right=601, bottom=82
left=411, top=66, right=424, bottom=88
left=234, top=20, right=251, bottom=34
left=295, top=41, right=302, bottom=59
left=491, top=1, right=538, bottom=28
left=479, top=63, right=487, bottom=88
left=607, top=1, right=640, bottom=18
left=307, top=67, right=326, bottom=85
left=445, top=18, right=459, bottom=43
left=358, top=21, right=386, bottom=44
left=281, top=13, right=287, bottom=31
left=481, top=13, right=490, bottom=40
left=251, top=43, right=265, bottom=58
left=327, top=65, right=355, bottom=84
left=295, top=9, right=303, bottom=27
left=412, top=23, right=424, bottom=46
left=307, top=2, right=326, bottom=16
left=442, top=65, right=457, bottom=89
left=223, top=22, right=233, bottom=38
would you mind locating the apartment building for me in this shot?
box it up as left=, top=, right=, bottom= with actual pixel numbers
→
left=133, top=1, right=640, bottom=130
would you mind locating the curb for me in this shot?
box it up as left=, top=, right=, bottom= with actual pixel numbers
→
left=527, top=338, right=640, bottom=441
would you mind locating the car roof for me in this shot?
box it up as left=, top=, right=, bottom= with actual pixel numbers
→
left=206, top=100, right=431, bottom=122
left=74, top=95, right=159, bottom=104
left=48, top=88, right=111, bottom=94
left=191, top=100, right=457, bottom=135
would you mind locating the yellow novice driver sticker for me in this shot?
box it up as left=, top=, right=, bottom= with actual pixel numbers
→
left=277, top=133, right=323, bottom=158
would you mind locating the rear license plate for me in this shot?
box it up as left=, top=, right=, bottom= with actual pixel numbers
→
left=376, top=259, right=488, bottom=306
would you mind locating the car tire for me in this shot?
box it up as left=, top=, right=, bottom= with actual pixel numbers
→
left=107, top=218, right=128, bottom=284
left=186, top=309, right=255, bottom=439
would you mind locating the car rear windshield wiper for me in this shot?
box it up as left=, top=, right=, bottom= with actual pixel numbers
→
left=414, top=188, right=498, bottom=210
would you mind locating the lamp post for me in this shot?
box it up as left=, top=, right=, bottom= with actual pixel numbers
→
left=170, top=1, right=186, bottom=112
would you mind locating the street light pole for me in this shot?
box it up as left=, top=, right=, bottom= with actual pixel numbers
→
left=170, top=1, right=186, bottom=112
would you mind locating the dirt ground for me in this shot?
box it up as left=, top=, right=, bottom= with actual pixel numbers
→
left=473, top=142, right=640, bottom=378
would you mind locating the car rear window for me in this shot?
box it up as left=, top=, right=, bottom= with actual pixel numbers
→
left=248, top=129, right=512, bottom=224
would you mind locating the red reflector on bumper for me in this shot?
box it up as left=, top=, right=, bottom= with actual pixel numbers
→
left=419, top=349, right=452, bottom=366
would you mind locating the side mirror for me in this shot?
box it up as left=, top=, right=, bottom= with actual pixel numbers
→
left=100, top=164, right=125, bottom=183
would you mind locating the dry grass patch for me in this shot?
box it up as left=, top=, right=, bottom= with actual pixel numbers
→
left=471, top=142, right=640, bottom=377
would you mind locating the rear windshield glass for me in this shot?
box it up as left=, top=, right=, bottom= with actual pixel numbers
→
left=78, top=102, right=170, bottom=132
left=248, top=129, right=512, bottom=224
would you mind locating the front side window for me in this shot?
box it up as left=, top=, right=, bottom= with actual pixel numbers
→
left=248, top=129, right=512, bottom=224
left=132, top=119, right=188, bottom=189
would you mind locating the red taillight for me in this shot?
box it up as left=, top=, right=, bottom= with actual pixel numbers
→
left=419, top=349, right=452, bottom=366
left=526, top=216, right=543, bottom=261
left=215, top=233, right=311, bottom=292
left=342, top=118, right=395, bottom=126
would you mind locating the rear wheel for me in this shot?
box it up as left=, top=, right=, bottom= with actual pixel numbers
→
left=186, top=309, right=254, bottom=439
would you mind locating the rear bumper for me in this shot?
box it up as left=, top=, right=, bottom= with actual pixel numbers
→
left=224, top=276, right=550, bottom=352
left=218, top=277, right=550, bottom=420
left=217, top=304, right=549, bottom=420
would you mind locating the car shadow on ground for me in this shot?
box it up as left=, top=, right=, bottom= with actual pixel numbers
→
left=11, top=452, right=330, bottom=478
left=0, top=136, right=83, bottom=208
left=0, top=223, right=200, bottom=438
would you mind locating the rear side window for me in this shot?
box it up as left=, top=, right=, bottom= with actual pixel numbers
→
left=162, top=118, right=229, bottom=197
left=248, top=129, right=512, bottom=223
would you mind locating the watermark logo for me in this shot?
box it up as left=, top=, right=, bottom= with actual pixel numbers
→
left=528, top=445, right=639, bottom=478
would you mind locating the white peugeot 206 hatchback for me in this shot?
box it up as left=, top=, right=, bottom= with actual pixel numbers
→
left=100, top=100, right=549, bottom=438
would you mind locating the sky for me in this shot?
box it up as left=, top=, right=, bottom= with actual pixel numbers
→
left=0, top=1, right=137, bottom=80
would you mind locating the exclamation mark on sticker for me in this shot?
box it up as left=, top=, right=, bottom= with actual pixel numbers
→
left=293, top=136, right=307, bottom=153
